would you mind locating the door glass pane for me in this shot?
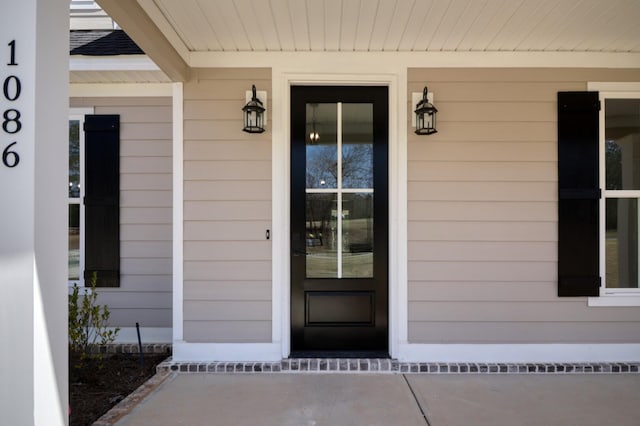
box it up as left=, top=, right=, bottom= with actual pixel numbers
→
left=342, top=103, right=373, bottom=189
left=69, top=203, right=80, bottom=281
left=306, top=193, right=337, bottom=278
left=605, top=99, right=640, bottom=190
left=342, top=193, right=373, bottom=278
left=69, top=120, right=80, bottom=198
left=606, top=198, right=639, bottom=288
left=306, top=103, right=337, bottom=189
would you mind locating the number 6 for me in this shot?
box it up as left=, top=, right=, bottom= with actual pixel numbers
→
left=2, top=141, right=19, bottom=167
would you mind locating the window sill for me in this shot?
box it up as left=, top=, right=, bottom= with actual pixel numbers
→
left=588, top=294, right=640, bottom=307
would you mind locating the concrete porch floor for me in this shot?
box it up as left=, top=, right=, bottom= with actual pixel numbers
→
left=110, top=373, right=640, bottom=426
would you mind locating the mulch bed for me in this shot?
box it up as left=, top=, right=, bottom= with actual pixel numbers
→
left=69, top=353, right=167, bottom=426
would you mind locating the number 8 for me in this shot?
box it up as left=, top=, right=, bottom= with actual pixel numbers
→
left=3, top=109, right=21, bottom=134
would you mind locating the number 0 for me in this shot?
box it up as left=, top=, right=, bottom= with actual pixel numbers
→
left=3, top=76, right=20, bottom=101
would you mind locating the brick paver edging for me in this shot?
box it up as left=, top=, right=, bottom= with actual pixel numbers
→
left=90, top=343, right=172, bottom=355
left=158, top=358, right=640, bottom=374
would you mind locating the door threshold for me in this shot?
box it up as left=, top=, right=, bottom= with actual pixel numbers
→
left=289, top=351, right=390, bottom=359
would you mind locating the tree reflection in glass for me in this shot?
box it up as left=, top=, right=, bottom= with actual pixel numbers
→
left=305, top=102, right=374, bottom=278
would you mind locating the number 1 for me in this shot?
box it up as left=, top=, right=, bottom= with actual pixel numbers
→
left=8, top=40, right=17, bottom=66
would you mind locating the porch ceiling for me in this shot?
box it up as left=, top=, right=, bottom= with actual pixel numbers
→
left=93, top=0, right=640, bottom=82
left=125, top=0, right=640, bottom=54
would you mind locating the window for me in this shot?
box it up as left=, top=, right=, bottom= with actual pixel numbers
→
left=68, top=110, right=91, bottom=286
left=601, top=95, right=640, bottom=293
left=558, top=87, right=640, bottom=305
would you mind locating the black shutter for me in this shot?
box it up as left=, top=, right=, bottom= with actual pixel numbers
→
left=84, top=115, right=120, bottom=287
left=557, top=92, right=600, bottom=297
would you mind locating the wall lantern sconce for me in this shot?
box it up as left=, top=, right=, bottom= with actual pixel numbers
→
left=413, top=86, right=438, bottom=135
left=242, top=84, right=266, bottom=133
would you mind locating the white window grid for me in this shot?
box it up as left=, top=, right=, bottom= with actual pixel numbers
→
left=598, top=92, right=640, bottom=296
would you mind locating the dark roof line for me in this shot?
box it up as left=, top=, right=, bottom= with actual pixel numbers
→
left=70, top=30, right=144, bottom=56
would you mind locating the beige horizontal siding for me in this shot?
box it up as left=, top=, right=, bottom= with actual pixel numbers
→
left=410, top=141, right=556, bottom=161
left=120, top=140, right=172, bottom=157
left=184, top=160, right=271, bottom=180
left=408, top=242, right=557, bottom=262
left=407, top=68, right=640, bottom=344
left=409, top=161, right=557, bottom=182
left=184, top=301, right=271, bottom=321
left=184, top=201, right=271, bottom=221
left=408, top=181, right=556, bottom=201
left=183, top=321, right=271, bottom=343
left=427, top=122, right=556, bottom=141
left=409, top=302, right=640, bottom=322
left=409, top=282, right=559, bottom=302
left=70, top=97, right=173, bottom=329
left=184, top=281, right=271, bottom=300
left=120, top=224, right=171, bottom=241
left=121, top=241, right=172, bottom=258
left=183, top=68, right=273, bottom=343
left=184, top=221, right=271, bottom=241
left=120, top=207, right=172, bottom=224
left=409, top=262, right=556, bottom=282
left=408, top=322, right=640, bottom=344
left=121, top=157, right=172, bottom=173
left=121, top=174, right=172, bottom=191
left=121, top=190, right=171, bottom=207
left=115, top=275, right=171, bottom=292
left=184, top=140, right=271, bottom=160
left=102, top=309, right=171, bottom=328
left=408, top=221, right=556, bottom=242
left=184, top=242, right=270, bottom=261
left=184, top=181, right=272, bottom=201
left=184, top=261, right=271, bottom=281
left=408, top=201, right=557, bottom=221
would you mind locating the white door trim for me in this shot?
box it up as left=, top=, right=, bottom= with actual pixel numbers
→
left=272, top=70, right=407, bottom=359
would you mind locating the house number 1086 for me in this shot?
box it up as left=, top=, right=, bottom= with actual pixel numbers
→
left=2, top=40, right=20, bottom=168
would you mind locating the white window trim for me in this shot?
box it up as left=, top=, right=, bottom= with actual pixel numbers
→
left=68, top=108, right=93, bottom=291
left=587, top=82, right=640, bottom=306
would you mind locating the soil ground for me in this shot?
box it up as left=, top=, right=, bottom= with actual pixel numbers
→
left=69, top=353, right=167, bottom=426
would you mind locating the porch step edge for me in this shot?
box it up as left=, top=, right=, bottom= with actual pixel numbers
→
left=157, top=359, right=640, bottom=374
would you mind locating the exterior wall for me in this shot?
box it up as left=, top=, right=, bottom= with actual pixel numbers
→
left=70, top=96, right=173, bottom=328
left=407, top=68, right=640, bottom=344
left=182, top=68, right=272, bottom=343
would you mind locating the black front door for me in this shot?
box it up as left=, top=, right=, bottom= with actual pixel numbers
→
left=290, top=86, right=388, bottom=356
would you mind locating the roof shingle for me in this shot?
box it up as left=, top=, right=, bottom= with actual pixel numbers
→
left=70, top=30, right=143, bottom=56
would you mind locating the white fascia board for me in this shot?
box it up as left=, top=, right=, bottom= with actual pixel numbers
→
left=70, top=82, right=173, bottom=97
left=190, top=51, right=640, bottom=69
left=69, top=55, right=161, bottom=71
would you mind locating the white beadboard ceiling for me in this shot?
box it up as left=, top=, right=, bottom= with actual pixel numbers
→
left=142, top=0, right=640, bottom=54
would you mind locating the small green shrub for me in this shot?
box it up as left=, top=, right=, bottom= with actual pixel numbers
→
left=68, top=272, right=119, bottom=365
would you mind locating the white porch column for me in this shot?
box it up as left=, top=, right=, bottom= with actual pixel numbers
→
left=0, top=1, right=69, bottom=425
